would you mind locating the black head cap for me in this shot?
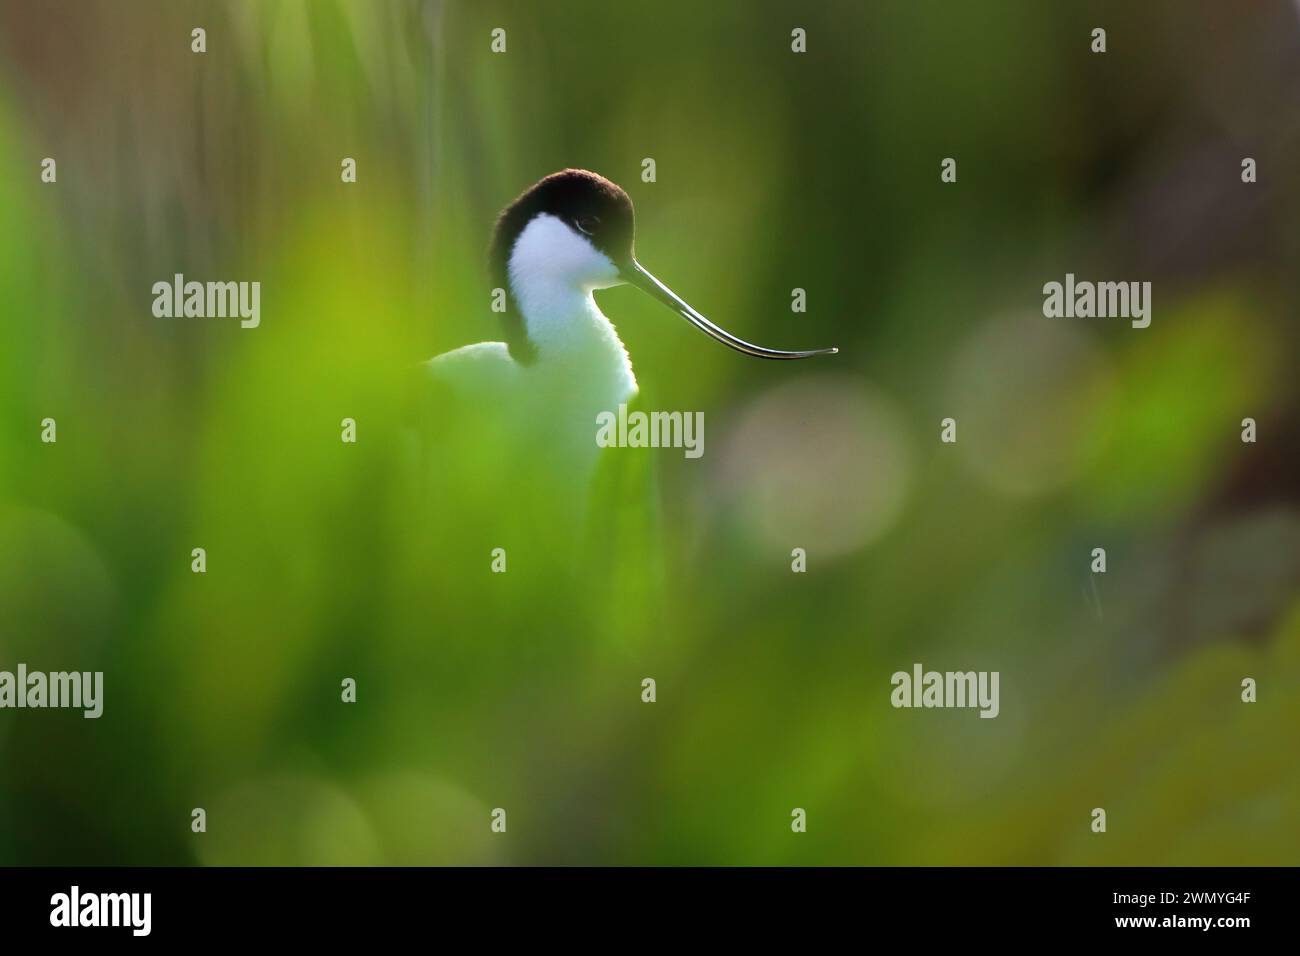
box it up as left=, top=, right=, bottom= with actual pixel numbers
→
left=489, top=170, right=635, bottom=364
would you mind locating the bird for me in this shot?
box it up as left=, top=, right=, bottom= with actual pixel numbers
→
left=422, top=169, right=837, bottom=493
left=405, top=169, right=838, bottom=649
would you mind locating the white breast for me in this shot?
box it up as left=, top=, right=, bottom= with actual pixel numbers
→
left=422, top=213, right=640, bottom=496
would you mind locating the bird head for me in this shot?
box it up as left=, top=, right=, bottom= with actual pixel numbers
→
left=490, top=169, right=837, bottom=365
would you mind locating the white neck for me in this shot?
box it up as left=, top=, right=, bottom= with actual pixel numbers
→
left=507, top=214, right=638, bottom=397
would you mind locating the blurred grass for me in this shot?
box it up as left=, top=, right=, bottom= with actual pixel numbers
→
left=0, top=0, right=1297, bottom=865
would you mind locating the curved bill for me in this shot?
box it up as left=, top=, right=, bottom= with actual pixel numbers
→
left=622, top=260, right=838, bottom=360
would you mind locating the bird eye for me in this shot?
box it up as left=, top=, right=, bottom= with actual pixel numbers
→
left=575, top=216, right=600, bottom=236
